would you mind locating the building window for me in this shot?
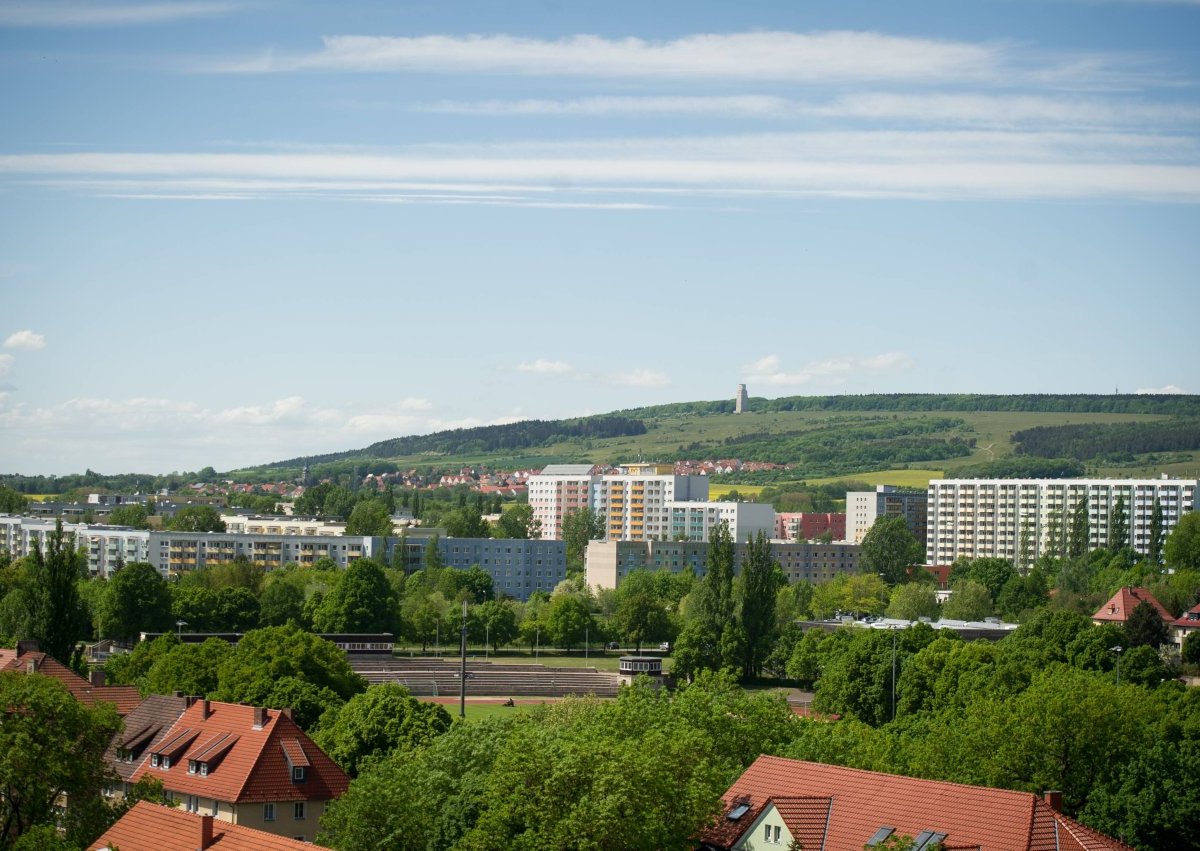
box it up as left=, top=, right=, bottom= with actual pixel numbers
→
left=292, top=766, right=305, bottom=782
left=264, top=803, right=276, bottom=822
left=294, top=801, right=306, bottom=820
left=186, top=796, right=199, bottom=813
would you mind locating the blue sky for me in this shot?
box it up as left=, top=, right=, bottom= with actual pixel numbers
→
left=1, top=0, right=1198, bottom=476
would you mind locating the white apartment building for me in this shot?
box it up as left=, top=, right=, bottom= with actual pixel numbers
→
left=667, top=500, right=776, bottom=543
left=0, top=515, right=151, bottom=578
left=220, top=515, right=346, bottom=536
left=846, top=486, right=929, bottom=545
left=527, top=464, right=596, bottom=540
left=591, top=463, right=709, bottom=541
left=926, top=477, right=1197, bottom=566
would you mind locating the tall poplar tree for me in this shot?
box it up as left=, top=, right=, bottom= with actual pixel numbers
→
left=28, top=520, right=90, bottom=662
left=1068, top=494, right=1090, bottom=559
left=738, top=531, right=783, bottom=679
left=1108, top=494, right=1129, bottom=554
left=1148, top=497, right=1165, bottom=563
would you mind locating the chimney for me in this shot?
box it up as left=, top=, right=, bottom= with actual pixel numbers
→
left=201, top=699, right=210, bottom=719
left=27, top=658, right=39, bottom=673
left=16, top=639, right=39, bottom=654
left=280, top=707, right=293, bottom=721
left=252, top=706, right=267, bottom=729
left=1044, top=790, right=1063, bottom=812
left=198, top=813, right=214, bottom=850
left=90, top=670, right=106, bottom=687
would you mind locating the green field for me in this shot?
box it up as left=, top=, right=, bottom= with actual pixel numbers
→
left=708, top=484, right=768, bottom=499
left=804, top=469, right=945, bottom=488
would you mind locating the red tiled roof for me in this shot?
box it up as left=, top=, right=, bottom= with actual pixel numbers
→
left=130, top=701, right=348, bottom=804
left=1172, top=602, right=1200, bottom=629
left=0, top=647, right=141, bottom=714
left=698, top=755, right=1134, bottom=851
left=89, top=801, right=332, bottom=851
left=1091, top=587, right=1173, bottom=624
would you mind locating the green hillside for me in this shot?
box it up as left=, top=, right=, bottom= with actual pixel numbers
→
left=227, top=394, right=1200, bottom=486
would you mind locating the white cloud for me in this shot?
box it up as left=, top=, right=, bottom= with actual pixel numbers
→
left=3, top=133, right=1199, bottom=203
left=743, top=352, right=914, bottom=387
left=3, top=330, right=46, bottom=350
left=1136, top=384, right=1186, bottom=394
left=421, top=93, right=1200, bottom=129
left=516, top=359, right=575, bottom=375
left=610, top=369, right=670, bottom=388
left=209, top=31, right=1005, bottom=83
left=0, top=1, right=238, bottom=27
left=0, top=354, right=13, bottom=378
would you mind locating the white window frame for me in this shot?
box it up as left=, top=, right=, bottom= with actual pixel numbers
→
left=294, top=801, right=306, bottom=820
left=263, top=802, right=276, bottom=822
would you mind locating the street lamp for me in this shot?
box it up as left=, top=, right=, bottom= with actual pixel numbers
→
left=891, top=628, right=898, bottom=722
left=176, top=619, right=187, bottom=638
left=535, top=626, right=540, bottom=661
left=1111, top=645, right=1124, bottom=685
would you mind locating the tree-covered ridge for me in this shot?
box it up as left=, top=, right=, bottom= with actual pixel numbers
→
left=682, top=417, right=973, bottom=473
left=260, top=415, right=648, bottom=469
left=622, top=393, right=1200, bottom=418
left=1013, top=418, right=1200, bottom=462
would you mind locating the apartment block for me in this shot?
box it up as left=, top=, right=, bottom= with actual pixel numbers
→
left=667, top=500, right=776, bottom=543
left=220, top=515, right=347, bottom=536
left=775, top=512, right=847, bottom=542
left=586, top=539, right=860, bottom=590
left=0, top=515, right=151, bottom=578
left=926, top=477, right=1197, bottom=566
left=527, top=464, right=596, bottom=540
left=149, top=531, right=383, bottom=575
left=388, top=536, right=566, bottom=601
left=846, top=486, right=928, bottom=545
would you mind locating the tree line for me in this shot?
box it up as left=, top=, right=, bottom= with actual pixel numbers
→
left=1013, top=418, right=1200, bottom=462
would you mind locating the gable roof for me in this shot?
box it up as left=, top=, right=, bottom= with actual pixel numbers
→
left=0, top=645, right=141, bottom=714
left=1091, top=587, right=1173, bottom=624
left=699, top=755, right=1134, bottom=851
left=89, top=801, right=332, bottom=851
left=105, top=693, right=193, bottom=782
left=130, top=700, right=348, bottom=804
left=1172, top=602, right=1200, bottom=629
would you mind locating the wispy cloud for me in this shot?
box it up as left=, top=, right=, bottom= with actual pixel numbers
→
left=206, top=31, right=1007, bottom=82
left=1136, top=384, right=1186, bottom=393
left=0, top=354, right=14, bottom=378
left=742, top=352, right=914, bottom=387
left=0, top=1, right=239, bottom=27
left=516, top=359, right=575, bottom=375
left=2, top=132, right=1197, bottom=203
left=421, top=92, right=1200, bottom=129
left=3, top=330, right=46, bottom=350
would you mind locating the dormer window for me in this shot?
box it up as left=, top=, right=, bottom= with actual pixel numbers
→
left=188, top=760, right=196, bottom=774
left=150, top=754, right=160, bottom=768
left=292, top=766, right=305, bottom=782
left=200, top=762, right=208, bottom=776
left=161, top=756, right=171, bottom=769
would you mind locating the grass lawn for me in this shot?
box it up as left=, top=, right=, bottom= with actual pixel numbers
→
left=708, top=483, right=768, bottom=499
left=804, top=469, right=944, bottom=488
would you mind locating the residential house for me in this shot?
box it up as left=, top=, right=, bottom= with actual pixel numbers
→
left=105, top=693, right=192, bottom=796
left=0, top=640, right=141, bottom=715
left=1091, top=586, right=1174, bottom=628
left=129, top=699, right=349, bottom=844
left=698, top=754, right=1133, bottom=851
left=1172, top=602, right=1200, bottom=651
left=89, top=800, right=332, bottom=851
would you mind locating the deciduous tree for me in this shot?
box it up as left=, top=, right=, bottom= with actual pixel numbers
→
left=315, top=684, right=452, bottom=777
left=861, top=517, right=924, bottom=585
left=98, top=562, right=173, bottom=643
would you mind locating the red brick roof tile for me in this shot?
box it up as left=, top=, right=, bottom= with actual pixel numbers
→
left=130, top=701, right=348, bottom=805
left=0, top=647, right=141, bottom=714
left=698, top=755, right=1134, bottom=851
left=1172, top=602, right=1200, bottom=629
left=105, top=693, right=192, bottom=783
left=89, top=801, right=332, bottom=851
left=1091, top=587, right=1173, bottom=624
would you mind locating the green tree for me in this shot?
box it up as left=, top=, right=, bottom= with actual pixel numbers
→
left=313, top=559, right=398, bottom=634
left=1019, top=518, right=1036, bottom=570
left=673, top=522, right=741, bottom=680
left=613, top=570, right=671, bottom=653
left=739, top=531, right=784, bottom=679
left=143, top=637, right=232, bottom=698
left=97, top=562, right=173, bottom=643
left=105, top=503, right=150, bottom=529
left=561, top=507, right=604, bottom=572
left=166, top=505, right=226, bottom=532
left=1069, top=493, right=1090, bottom=559
left=314, top=683, right=452, bottom=777
left=212, top=624, right=366, bottom=707
left=1108, top=495, right=1129, bottom=554
left=0, top=485, right=28, bottom=514
left=443, top=506, right=490, bottom=539
left=259, top=577, right=306, bottom=626
left=941, top=579, right=993, bottom=621
left=545, top=593, right=594, bottom=651
left=1124, top=599, right=1169, bottom=649
left=423, top=536, right=445, bottom=572
left=27, top=520, right=90, bottom=661
left=995, top=570, right=1049, bottom=621
left=861, top=516, right=923, bottom=585
left=345, top=500, right=395, bottom=537
left=1148, top=497, right=1164, bottom=563
left=493, top=502, right=541, bottom=539
left=1164, top=512, right=1200, bottom=572
left=949, top=557, right=1017, bottom=604
left=0, top=671, right=121, bottom=847
left=886, top=583, right=941, bottom=621
left=475, top=599, right=519, bottom=652
left=1184, top=631, right=1200, bottom=666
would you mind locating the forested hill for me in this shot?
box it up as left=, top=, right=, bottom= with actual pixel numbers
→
left=620, top=393, right=1200, bottom=418
left=259, top=415, right=647, bottom=469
